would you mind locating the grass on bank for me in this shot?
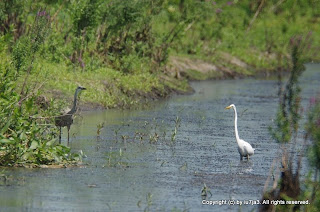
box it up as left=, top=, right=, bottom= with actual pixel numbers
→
left=22, top=59, right=191, bottom=109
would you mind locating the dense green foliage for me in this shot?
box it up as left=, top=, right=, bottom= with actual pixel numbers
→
left=1, top=0, right=320, bottom=108
left=0, top=49, right=80, bottom=166
left=0, top=9, right=81, bottom=166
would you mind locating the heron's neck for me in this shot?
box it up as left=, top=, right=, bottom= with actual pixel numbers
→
left=70, top=89, right=79, bottom=114
left=233, top=107, right=240, bottom=142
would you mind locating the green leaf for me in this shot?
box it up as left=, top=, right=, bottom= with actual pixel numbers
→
left=30, top=140, right=39, bottom=150
left=19, top=132, right=27, bottom=140
left=0, top=120, right=11, bottom=134
left=22, top=152, right=33, bottom=160
left=0, top=139, right=14, bottom=144
left=46, top=139, right=56, bottom=147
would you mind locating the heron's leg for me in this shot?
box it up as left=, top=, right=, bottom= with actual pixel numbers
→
left=67, top=125, right=70, bottom=145
left=247, top=155, right=250, bottom=160
left=240, top=155, right=243, bottom=161
left=59, top=126, right=62, bottom=144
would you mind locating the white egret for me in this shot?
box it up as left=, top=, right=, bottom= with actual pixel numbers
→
left=225, top=104, right=255, bottom=160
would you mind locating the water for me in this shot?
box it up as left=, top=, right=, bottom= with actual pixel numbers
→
left=0, top=64, right=319, bottom=212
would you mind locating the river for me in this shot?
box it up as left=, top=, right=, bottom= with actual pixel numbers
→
left=0, top=64, right=319, bottom=211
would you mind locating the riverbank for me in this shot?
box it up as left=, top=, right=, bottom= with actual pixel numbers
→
left=22, top=54, right=265, bottom=111
left=29, top=51, right=298, bottom=111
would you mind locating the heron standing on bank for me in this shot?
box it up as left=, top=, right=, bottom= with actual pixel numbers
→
left=55, top=86, right=86, bottom=144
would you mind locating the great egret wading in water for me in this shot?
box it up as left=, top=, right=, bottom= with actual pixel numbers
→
left=55, top=86, right=86, bottom=144
left=225, top=104, right=255, bottom=160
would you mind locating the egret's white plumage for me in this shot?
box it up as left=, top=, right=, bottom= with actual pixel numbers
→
left=225, top=104, right=255, bottom=160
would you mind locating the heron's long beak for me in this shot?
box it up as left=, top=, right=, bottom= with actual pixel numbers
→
left=225, top=106, right=232, bottom=110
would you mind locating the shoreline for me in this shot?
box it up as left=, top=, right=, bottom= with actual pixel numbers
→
left=76, top=53, right=291, bottom=111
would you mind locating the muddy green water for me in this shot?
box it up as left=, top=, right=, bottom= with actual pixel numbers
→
left=0, top=64, right=319, bottom=212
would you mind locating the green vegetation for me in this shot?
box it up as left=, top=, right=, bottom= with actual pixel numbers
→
left=0, top=46, right=81, bottom=167
left=0, top=7, right=81, bottom=166
left=2, top=1, right=320, bottom=109
left=260, top=32, right=319, bottom=211
left=305, top=96, right=320, bottom=211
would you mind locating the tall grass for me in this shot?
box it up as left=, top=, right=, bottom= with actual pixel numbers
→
left=260, top=32, right=318, bottom=211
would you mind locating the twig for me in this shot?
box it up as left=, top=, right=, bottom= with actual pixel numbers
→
left=19, top=58, right=35, bottom=102
left=184, top=21, right=194, bottom=32
left=50, top=3, right=64, bottom=23
left=246, top=0, right=266, bottom=32
left=269, top=0, right=286, bottom=12
left=29, top=114, right=72, bottom=120
left=18, top=81, right=45, bottom=106
left=263, top=157, right=278, bottom=193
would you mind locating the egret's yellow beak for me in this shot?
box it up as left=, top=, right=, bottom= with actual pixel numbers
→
left=225, top=105, right=232, bottom=110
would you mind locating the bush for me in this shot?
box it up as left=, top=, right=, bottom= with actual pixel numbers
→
left=0, top=49, right=81, bottom=166
left=0, top=9, right=81, bottom=166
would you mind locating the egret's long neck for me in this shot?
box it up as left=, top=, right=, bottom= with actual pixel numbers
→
left=70, top=89, right=79, bottom=114
left=233, top=106, right=240, bottom=142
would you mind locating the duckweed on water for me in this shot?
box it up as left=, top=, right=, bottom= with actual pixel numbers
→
left=105, top=147, right=129, bottom=168
left=201, top=183, right=212, bottom=200
left=171, top=116, right=181, bottom=142
left=96, top=122, right=105, bottom=137
left=102, top=115, right=184, bottom=169
left=137, top=192, right=153, bottom=212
